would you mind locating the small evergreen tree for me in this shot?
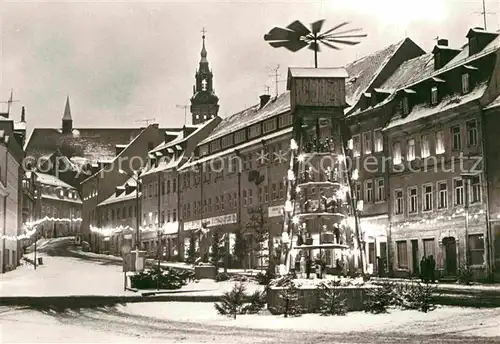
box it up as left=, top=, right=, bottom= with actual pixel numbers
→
left=186, top=231, right=198, bottom=264
left=246, top=206, right=269, bottom=269
left=214, top=282, right=266, bottom=318
left=233, top=228, right=251, bottom=269
left=214, top=282, right=246, bottom=319
left=269, top=278, right=301, bottom=317
left=317, top=280, right=348, bottom=316
left=364, top=282, right=396, bottom=314
left=209, top=229, right=225, bottom=269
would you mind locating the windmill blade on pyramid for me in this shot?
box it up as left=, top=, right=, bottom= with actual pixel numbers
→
left=264, top=19, right=367, bottom=68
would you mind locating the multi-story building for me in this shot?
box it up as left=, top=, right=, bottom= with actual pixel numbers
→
left=95, top=176, right=140, bottom=254
left=345, top=38, right=427, bottom=275
left=348, top=28, right=500, bottom=279
left=81, top=123, right=170, bottom=250
left=0, top=107, right=25, bottom=273
left=36, top=172, right=82, bottom=238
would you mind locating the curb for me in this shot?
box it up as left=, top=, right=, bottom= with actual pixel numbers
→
left=0, top=293, right=224, bottom=308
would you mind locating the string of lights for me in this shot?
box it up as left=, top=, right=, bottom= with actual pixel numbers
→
left=1, top=216, right=83, bottom=241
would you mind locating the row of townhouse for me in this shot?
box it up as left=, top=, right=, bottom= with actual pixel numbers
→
left=87, top=27, right=500, bottom=280
left=346, top=28, right=500, bottom=279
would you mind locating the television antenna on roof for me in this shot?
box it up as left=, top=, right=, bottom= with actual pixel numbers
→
left=0, top=89, right=20, bottom=116
left=268, top=65, right=287, bottom=97
left=176, top=105, right=190, bottom=125
left=473, top=0, right=496, bottom=30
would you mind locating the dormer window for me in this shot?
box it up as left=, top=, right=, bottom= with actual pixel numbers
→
left=462, top=73, right=470, bottom=94
left=401, top=97, right=410, bottom=116
left=469, top=36, right=477, bottom=55
left=431, top=87, right=439, bottom=105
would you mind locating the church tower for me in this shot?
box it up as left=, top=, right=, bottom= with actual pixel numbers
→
left=190, top=29, right=219, bottom=125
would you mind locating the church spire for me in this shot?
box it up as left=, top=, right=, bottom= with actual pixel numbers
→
left=62, top=96, right=73, bottom=133
left=200, top=28, right=208, bottom=62
left=63, top=96, right=72, bottom=121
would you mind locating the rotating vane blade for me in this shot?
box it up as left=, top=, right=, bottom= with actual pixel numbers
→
left=264, top=19, right=367, bottom=67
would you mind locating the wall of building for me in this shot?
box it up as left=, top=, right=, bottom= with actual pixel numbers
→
left=81, top=124, right=165, bottom=248
left=0, top=145, right=21, bottom=272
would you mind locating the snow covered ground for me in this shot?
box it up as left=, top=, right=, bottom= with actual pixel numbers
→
left=1, top=302, right=499, bottom=343
left=0, top=253, right=263, bottom=297
left=117, top=302, right=500, bottom=337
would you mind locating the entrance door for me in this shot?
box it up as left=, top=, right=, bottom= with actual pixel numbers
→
left=379, top=242, right=387, bottom=276
left=411, top=240, right=419, bottom=275
left=443, top=237, right=457, bottom=275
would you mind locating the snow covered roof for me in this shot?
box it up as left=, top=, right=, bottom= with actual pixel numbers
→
left=97, top=177, right=140, bottom=206
left=344, top=39, right=409, bottom=111
left=182, top=127, right=293, bottom=171
left=36, top=172, right=76, bottom=189
left=14, top=121, right=26, bottom=131
left=288, top=67, right=348, bottom=79
left=140, top=153, right=186, bottom=177
left=98, top=189, right=140, bottom=206
left=151, top=118, right=217, bottom=154
left=199, top=92, right=291, bottom=145
left=25, top=125, right=180, bottom=168
left=381, top=53, right=435, bottom=91
left=41, top=194, right=82, bottom=204
left=384, top=82, right=488, bottom=131
left=485, top=94, right=500, bottom=110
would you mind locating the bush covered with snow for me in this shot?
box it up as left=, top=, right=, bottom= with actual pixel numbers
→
left=130, top=266, right=194, bottom=290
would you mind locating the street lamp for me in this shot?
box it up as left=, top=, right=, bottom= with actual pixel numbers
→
left=119, top=169, right=142, bottom=250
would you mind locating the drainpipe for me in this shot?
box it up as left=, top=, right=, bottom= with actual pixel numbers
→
left=480, top=110, right=493, bottom=277
left=199, top=163, right=204, bottom=262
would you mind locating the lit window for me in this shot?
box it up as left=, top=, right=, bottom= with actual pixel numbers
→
left=407, top=139, right=415, bottom=161
left=466, top=120, right=478, bottom=146
left=438, top=181, right=448, bottom=209
left=462, top=73, right=470, bottom=94
left=408, top=187, right=418, bottom=213
left=436, top=131, right=445, bottom=154
left=421, top=135, right=430, bottom=158
left=363, top=132, right=372, bottom=155
left=423, top=184, right=433, bottom=211
left=431, top=87, right=438, bottom=105
left=374, top=130, right=383, bottom=152
left=352, top=135, right=360, bottom=157
left=393, top=142, right=402, bottom=165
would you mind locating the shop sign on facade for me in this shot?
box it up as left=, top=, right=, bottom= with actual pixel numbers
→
left=184, top=213, right=237, bottom=231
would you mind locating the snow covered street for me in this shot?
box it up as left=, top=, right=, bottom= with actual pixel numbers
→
left=1, top=302, right=499, bottom=343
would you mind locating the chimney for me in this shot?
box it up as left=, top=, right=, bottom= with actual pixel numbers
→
left=437, top=39, right=448, bottom=46
left=152, top=123, right=159, bottom=128
left=21, top=106, right=26, bottom=122
left=259, top=94, right=271, bottom=109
